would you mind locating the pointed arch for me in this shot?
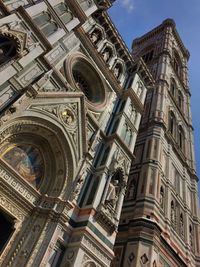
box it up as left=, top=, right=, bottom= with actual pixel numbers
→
left=178, top=125, right=185, bottom=151
left=169, top=110, right=176, bottom=137
left=173, top=49, right=182, bottom=77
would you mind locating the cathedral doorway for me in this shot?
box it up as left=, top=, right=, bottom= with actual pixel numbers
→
left=0, top=210, right=14, bottom=253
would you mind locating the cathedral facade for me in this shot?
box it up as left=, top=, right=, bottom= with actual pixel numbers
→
left=0, top=0, right=153, bottom=266
left=0, top=1, right=199, bottom=267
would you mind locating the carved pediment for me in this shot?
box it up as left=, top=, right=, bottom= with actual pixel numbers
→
left=27, top=93, right=87, bottom=163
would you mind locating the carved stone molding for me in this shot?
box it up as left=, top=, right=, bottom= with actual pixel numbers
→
left=95, top=203, right=117, bottom=234
left=81, top=236, right=111, bottom=266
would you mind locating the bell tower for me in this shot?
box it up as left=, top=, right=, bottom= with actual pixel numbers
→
left=114, top=19, right=200, bottom=267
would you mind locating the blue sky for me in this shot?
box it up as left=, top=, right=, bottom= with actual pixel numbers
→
left=109, top=0, right=200, bottom=194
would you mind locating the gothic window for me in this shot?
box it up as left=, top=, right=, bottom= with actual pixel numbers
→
left=169, top=111, right=176, bottom=137
left=1, top=144, right=44, bottom=189
left=90, top=28, right=102, bottom=45
left=160, top=186, right=164, bottom=209
left=0, top=211, right=14, bottom=254
left=102, top=46, right=113, bottom=63
left=170, top=78, right=176, bottom=97
left=189, top=225, right=193, bottom=249
left=0, top=35, right=18, bottom=67
left=173, top=50, right=182, bottom=77
left=149, top=168, right=155, bottom=194
left=33, top=12, right=58, bottom=37
left=180, top=213, right=184, bottom=238
left=171, top=200, right=176, bottom=228
left=178, top=90, right=183, bottom=110
left=142, top=49, right=154, bottom=63
left=178, top=125, right=185, bottom=151
left=54, top=3, right=73, bottom=24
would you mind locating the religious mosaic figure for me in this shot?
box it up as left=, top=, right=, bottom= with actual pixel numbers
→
left=2, top=144, right=44, bottom=188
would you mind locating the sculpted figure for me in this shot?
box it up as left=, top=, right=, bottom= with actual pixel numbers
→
left=102, top=49, right=110, bottom=63
left=105, top=179, right=119, bottom=208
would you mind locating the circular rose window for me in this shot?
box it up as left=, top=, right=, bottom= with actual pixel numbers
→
left=2, top=144, right=44, bottom=188
left=64, top=52, right=106, bottom=107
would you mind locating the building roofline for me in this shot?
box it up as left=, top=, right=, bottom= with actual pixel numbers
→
left=132, top=18, right=190, bottom=60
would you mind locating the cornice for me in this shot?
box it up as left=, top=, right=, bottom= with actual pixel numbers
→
left=132, top=18, right=190, bottom=60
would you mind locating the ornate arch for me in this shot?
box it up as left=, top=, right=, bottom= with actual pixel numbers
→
left=0, top=117, right=74, bottom=199
left=112, top=59, right=125, bottom=80
left=89, top=24, right=105, bottom=45
left=101, top=42, right=116, bottom=63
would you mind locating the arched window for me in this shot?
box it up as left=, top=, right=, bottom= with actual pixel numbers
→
left=171, top=200, right=176, bottom=228
left=178, top=90, right=183, bottom=110
left=173, top=50, right=182, bottom=77
left=0, top=35, right=18, bottom=67
left=189, top=225, right=193, bottom=248
left=170, top=78, right=176, bottom=97
left=142, top=49, right=154, bottom=63
left=178, top=125, right=185, bottom=151
left=160, top=186, right=164, bottom=209
left=169, top=111, right=176, bottom=137
left=180, top=213, right=184, bottom=238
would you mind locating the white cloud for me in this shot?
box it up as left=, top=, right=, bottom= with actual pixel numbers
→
left=120, top=0, right=135, bottom=13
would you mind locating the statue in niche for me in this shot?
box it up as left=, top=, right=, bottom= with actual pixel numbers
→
left=105, top=178, right=119, bottom=209
left=70, top=166, right=87, bottom=201
left=171, top=202, right=175, bottom=226
left=136, top=81, right=143, bottom=99
left=113, top=65, right=120, bottom=79
left=90, top=30, right=101, bottom=45
left=102, top=48, right=111, bottom=63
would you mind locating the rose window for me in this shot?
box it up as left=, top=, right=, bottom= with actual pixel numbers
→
left=73, top=70, right=91, bottom=101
